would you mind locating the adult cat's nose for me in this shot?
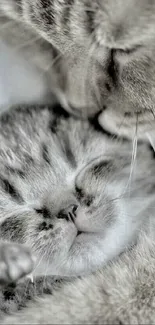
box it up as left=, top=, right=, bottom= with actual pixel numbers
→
left=58, top=205, right=78, bottom=222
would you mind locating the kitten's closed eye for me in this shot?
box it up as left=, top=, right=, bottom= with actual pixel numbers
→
left=35, top=207, right=51, bottom=219
left=75, top=186, right=94, bottom=207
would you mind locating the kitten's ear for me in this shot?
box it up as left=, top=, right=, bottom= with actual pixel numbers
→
left=82, top=154, right=129, bottom=176
left=76, top=155, right=116, bottom=184
left=86, top=156, right=115, bottom=178
left=76, top=154, right=131, bottom=188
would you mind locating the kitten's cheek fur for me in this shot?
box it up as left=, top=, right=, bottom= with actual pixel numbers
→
left=31, top=223, right=78, bottom=277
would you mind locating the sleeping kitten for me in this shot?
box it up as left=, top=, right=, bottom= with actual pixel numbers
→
left=0, top=103, right=154, bottom=281
left=3, top=232, right=155, bottom=324
left=1, top=0, right=155, bottom=139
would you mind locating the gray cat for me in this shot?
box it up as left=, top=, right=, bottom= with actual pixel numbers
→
left=0, top=103, right=154, bottom=279
left=3, top=231, right=155, bottom=324
left=0, top=103, right=155, bottom=322
left=1, top=0, right=155, bottom=140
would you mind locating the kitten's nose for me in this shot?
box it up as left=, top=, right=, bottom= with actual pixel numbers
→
left=58, top=204, right=78, bottom=222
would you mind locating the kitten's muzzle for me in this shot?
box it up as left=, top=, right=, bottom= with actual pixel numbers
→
left=57, top=205, right=78, bottom=222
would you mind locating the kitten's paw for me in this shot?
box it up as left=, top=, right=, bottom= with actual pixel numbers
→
left=0, top=243, right=34, bottom=286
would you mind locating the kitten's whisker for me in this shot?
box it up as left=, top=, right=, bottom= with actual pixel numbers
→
left=31, top=245, right=48, bottom=274
left=22, top=277, right=31, bottom=303
left=42, top=246, right=51, bottom=292
left=109, top=196, right=124, bottom=203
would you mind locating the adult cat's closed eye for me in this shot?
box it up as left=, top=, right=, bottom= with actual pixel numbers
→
left=1, top=0, right=155, bottom=140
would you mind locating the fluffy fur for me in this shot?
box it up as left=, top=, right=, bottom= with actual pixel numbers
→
left=1, top=2, right=155, bottom=322
left=1, top=1, right=155, bottom=139
left=2, top=231, right=155, bottom=324
left=0, top=103, right=154, bottom=277
left=0, top=104, right=154, bottom=322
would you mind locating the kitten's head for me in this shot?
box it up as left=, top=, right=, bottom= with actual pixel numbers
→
left=0, top=152, right=130, bottom=276
left=13, top=0, right=155, bottom=140
left=0, top=106, right=153, bottom=276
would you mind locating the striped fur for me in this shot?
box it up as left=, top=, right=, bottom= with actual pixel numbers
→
left=1, top=1, right=155, bottom=139
left=0, top=103, right=154, bottom=322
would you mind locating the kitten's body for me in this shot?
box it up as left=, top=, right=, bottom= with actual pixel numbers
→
left=1, top=1, right=155, bottom=322
left=3, top=231, right=155, bottom=324
left=0, top=103, right=154, bottom=276
left=0, top=104, right=154, bottom=321
left=1, top=1, right=155, bottom=139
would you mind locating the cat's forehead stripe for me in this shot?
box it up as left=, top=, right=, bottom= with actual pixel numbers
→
left=62, top=138, right=77, bottom=168
left=0, top=177, right=24, bottom=203
left=42, top=143, right=51, bottom=165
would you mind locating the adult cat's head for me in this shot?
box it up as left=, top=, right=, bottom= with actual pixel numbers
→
left=20, top=0, right=155, bottom=139
left=2, top=0, right=155, bottom=139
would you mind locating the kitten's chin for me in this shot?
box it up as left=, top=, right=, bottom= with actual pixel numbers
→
left=29, top=228, right=79, bottom=277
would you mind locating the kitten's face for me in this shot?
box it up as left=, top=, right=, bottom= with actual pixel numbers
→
left=18, top=0, right=155, bottom=140
left=0, top=105, right=139, bottom=276
left=3, top=153, right=127, bottom=276
left=12, top=149, right=154, bottom=277
left=0, top=106, right=154, bottom=276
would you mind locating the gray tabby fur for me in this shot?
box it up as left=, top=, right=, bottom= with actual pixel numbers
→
left=0, top=104, right=154, bottom=322
left=1, top=1, right=155, bottom=139
left=3, top=231, right=155, bottom=324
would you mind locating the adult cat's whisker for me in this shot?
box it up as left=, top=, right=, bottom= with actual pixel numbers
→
left=92, top=52, right=103, bottom=110
left=117, top=116, right=126, bottom=132
left=37, top=52, right=62, bottom=80
left=109, top=115, right=126, bottom=143
left=125, top=115, right=138, bottom=193
left=82, top=39, right=98, bottom=119
left=12, top=35, right=43, bottom=52
left=81, top=45, right=92, bottom=119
